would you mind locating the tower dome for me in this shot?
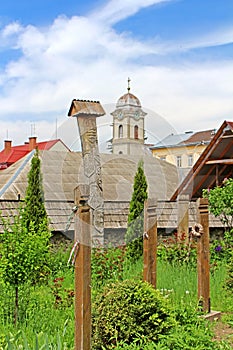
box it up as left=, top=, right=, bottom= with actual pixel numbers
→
left=116, top=92, right=141, bottom=108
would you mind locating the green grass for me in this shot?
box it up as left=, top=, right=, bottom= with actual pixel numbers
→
left=0, top=246, right=231, bottom=349
left=122, top=257, right=228, bottom=311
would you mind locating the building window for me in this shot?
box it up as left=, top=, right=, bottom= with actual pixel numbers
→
left=119, top=125, right=123, bottom=138
left=188, top=154, right=193, bottom=167
left=134, top=125, right=139, bottom=139
left=176, top=156, right=182, bottom=167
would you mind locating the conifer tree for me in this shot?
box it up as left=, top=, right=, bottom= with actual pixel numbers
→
left=23, top=148, right=48, bottom=232
left=125, top=160, right=148, bottom=261
left=0, top=149, right=50, bottom=324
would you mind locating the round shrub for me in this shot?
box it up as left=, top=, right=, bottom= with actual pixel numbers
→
left=92, top=279, right=176, bottom=349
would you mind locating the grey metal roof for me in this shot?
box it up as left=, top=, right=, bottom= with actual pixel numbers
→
left=151, top=132, right=193, bottom=149
left=0, top=150, right=179, bottom=202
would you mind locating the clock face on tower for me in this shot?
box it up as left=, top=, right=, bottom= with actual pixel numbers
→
left=118, top=111, right=124, bottom=120
left=134, top=111, right=140, bottom=120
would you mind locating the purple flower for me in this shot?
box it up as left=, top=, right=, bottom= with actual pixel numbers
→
left=215, top=245, right=222, bottom=252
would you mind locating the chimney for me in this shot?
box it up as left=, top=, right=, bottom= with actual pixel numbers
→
left=29, top=136, right=37, bottom=151
left=4, top=140, right=12, bottom=154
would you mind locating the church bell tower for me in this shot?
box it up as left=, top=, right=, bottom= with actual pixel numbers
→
left=111, top=79, right=147, bottom=155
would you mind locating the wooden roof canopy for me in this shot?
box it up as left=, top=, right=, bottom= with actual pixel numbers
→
left=171, top=120, right=233, bottom=201
left=68, top=99, right=105, bottom=117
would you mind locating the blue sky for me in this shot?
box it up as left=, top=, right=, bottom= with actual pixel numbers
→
left=0, top=0, right=233, bottom=149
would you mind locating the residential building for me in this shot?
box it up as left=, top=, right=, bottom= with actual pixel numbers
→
left=150, top=129, right=216, bottom=169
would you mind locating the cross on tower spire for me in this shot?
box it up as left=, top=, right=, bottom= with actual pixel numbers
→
left=127, top=77, right=131, bottom=92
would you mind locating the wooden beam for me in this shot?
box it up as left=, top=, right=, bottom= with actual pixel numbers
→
left=177, top=194, right=189, bottom=242
left=170, top=122, right=232, bottom=201
left=191, top=165, right=215, bottom=198
left=216, top=164, right=219, bottom=186
left=206, top=159, right=233, bottom=165
left=196, top=198, right=210, bottom=313
left=192, top=138, right=233, bottom=196
left=207, top=164, right=228, bottom=189
left=172, top=135, right=223, bottom=200
left=74, top=185, right=91, bottom=350
left=143, top=199, right=157, bottom=288
left=221, top=134, right=233, bottom=139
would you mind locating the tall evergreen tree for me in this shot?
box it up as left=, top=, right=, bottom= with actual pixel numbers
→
left=0, top=149, right=50, bottom=324
left=125, top=160, right=148, bottom=261
left=23, top=148, right=48, bottom=231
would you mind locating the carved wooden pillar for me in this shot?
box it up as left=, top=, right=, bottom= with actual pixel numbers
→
left=196, top=197, right=210, bottom=313
left=68, top=100, right=105, bottom=245
left=143, top=199, right=157, bottom=288
left=74, top=185, right=91, bottom=350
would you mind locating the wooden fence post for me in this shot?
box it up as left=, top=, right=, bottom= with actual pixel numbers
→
left=74, top=185, right=91, bottom=350
left=196, top=197, right=210, bottom=313
left=143, top=199, right=157, bottom=288
left=177, top=194, right=189, bottom=242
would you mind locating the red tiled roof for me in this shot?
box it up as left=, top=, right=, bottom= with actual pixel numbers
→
left=0, top=139, right=62, bottom=167
left=0, top=150, right=29, bottom=164
left=35, top=140, right=60, bottom=150
left=181, top=129, right=215, bottom=144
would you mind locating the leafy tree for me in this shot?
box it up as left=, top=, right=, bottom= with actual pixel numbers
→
left=0, top=215, right=50, bottom=325
left=125, top=161, right=148, bottom=261
left=203, top=178, right=233, bottom=295
left=0, top=150, right=50, bottom=325
left=22, top=148, right=48, bottom=231
left=203, top=178, right=233, bottom=230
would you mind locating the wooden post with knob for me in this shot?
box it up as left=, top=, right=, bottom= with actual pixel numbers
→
left=74, top=185, right=91, bottom=350
left=143, top=199, right=157, bottom=288
left=177, top=194, right=189, bottom=242
left=196, top=197, right=210, bottom=313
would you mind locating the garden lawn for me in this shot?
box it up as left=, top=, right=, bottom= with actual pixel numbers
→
left=0, top=245, right=232, bottom=349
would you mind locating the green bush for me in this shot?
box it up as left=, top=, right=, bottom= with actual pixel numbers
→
left=49, top=241, right=73, bottom=276
left=104, top=301, right=229, bottom=350
left=157, top=235, right=197, bottom=267
left=203, top=178, right=233, bottom=231
left=210, top=230, right=233, bottom=265
left=91, top=245, right=126, bottom=287
left=92, top=279, right=176, bottom=349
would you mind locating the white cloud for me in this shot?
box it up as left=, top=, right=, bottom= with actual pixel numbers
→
left=171, top=26, right=233, bottom=52
left=90, top=0, right=173, bottom=25
left=0, top=0, right=232, bottom=149
left=2, top=22, right=23, bottom=38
